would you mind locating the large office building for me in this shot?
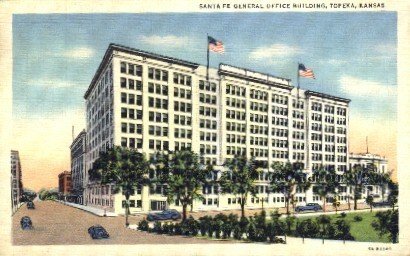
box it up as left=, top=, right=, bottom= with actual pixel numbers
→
left=83, top=44, right=350, bottom=213
left=70, top=130, right=86, bottom=204
left=11, top=150, right=23, bottom=214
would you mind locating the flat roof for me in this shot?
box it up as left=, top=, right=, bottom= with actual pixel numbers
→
left=305, top=90, right=351, bottom=103
left=84, top=43, right=200, bottom=99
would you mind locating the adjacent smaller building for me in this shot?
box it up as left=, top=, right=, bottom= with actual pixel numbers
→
left=11, top=150, right=23, bottom=214
left=58, top=171, right=72, bottom=196
left=349, top=152, right=389, bottom=200
left=70, top=130, right=86, bottom=204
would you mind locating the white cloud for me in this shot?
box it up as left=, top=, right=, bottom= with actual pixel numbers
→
left=62, top=47, right=95, bottom=59
left=373, top=43, right=396, bottom=55
left=249, top=44, right=300, bottom=60
left=27, top=78, right=82, bottom=88
left=139, top=35, right=191, bottom=47
left=339, top=75, right=396, bottom=97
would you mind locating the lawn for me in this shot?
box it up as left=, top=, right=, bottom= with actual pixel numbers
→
left=291, top=211, right=391, bottom=243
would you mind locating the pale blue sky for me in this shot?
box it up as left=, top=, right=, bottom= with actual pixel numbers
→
left=13, top=12, right=396, bottom=120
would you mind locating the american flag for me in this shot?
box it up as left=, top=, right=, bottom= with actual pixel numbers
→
left=298, top=63, right=315, bottom=79
left=208, top=36, right=224, bottom=54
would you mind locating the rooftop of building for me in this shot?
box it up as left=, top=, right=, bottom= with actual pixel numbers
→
left=349, top=152, right=387, bottom=161
left=84, top=43, right=350, bottom=104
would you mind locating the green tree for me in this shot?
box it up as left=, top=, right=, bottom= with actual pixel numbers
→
left=344, top=164, right=375, bottom=210
left=371, top=171, right=392, bottom=202
left=372, top=209, right=399, bottom=243
left=334, top=219, right=354, bottom=243
left=89, top=146, right=149, bottom=227
left=219, top=156, right=260, bottom=218
left=313, top=167, right=340, bottom=212
left=155, top=150, right=210, bottom=221
left=387, top=181, right=398, bottom=210
left=316, top=215, right=331, bottom=244
left=366, top=195, right=374, bottom=212
left=270, top=161, right=311, bottom=215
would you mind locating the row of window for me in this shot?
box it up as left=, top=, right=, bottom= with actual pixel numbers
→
left=148, top=67, right=168, bottom=82
left=175, top=128, right=192, bottom=139
left=174, top=101, right=192, bottom=113
left=121, top=137, right=143, bottom=149
left=226, top=97, right=246, bottom=109
left=120, top=77, right=142, bottom=90
left=148, top=139, right=169, bottom=151
left=272, top=94, right=288, bottom=105
left=250, top=125, right=268, bottom=135
left=226, top=84, right=246, bottom=97
left=200, top=93, right=217, bottom=104
left=293, top=141, right=305, bottom=150
left=226, top=109, right=246, bottom=121
left=121, top=108, right=143, bottom=119
left=272, top=106, right=288, bottom=116
left=148, top=112, right=168, bottom=123
left=149, top=125, right=169, bottom=137
left=200, top=119, right=217, bottom=129
left=226, top=122, right=246, bottom=132
left=148, top=83, right=168, bottom=95
left=148, top=97, right=168, bottom=109
left=173, top=72, right=192, bottom=86
left=200, top=132, right=217, bottom=142
left=174, top=87, right=192, bottom=99
left=199, top=106, right=217, bottom=117
left=272, top=139, right=288, bottom=148
left=250, top=113, right=268, bottom=123
left=226, top=134, right=246, bottom=144
left=121, top=93, right=143, bottom=105
left=121, top=62, right=143, bottom=76
left=174, top=115, right=192, bottom=126
left=250, top=137, right=268, bottom=146
left=250, top=89, right=268, bottom=101
left=293, top=110, right=304, bottom=120
left=250, top=102, right=268, bottom=112
left=121, top=123, right=143, bottom=134
left=200, top=144, right=217, bottom=155
left=226, top=146, right=246, bottom=156
left=251, top=148, right=268, bottom=157
left=199, top=80, right=217, bottom=92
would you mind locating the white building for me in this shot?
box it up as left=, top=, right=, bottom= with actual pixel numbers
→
left=349, top=152, right=389, bottom=200
left=83, top=44, right=350, bottom=214
left=11, top=150, right=23, bottom=214
left=70, top=130, right=86, bottom=204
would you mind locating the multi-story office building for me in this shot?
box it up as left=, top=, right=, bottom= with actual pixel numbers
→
left=349, top=152, right=389, bottom=200
left=84, top=44, right=350, bottom=214
left=58, top=171, right=72, bottom=196
left=70, top=130, right=86, bottom=204
left=11, top=150, right=23, bottom=214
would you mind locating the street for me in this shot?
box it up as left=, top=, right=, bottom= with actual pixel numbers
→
left=13, top=201, right=231, bottom=245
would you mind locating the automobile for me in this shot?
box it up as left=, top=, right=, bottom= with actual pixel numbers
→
left=147, top=209, right=181, bottom=221
left=27, top=201, right=35, bottom=209
left=295, top=203, right=322, bottom=212
left=372, top=201, right=391, bottom=208
left=88, top=225, right=110, bottom=239
left=20, top=216, right=33, bottom=230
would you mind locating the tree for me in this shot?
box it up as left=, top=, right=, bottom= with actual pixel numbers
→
left=270, top=161, right=311, bottom=215
left=387, top=181, right=398, bottom=210
left=372, top=209, right=399, bottom=243
left=334, top=219, right=354, bottom=243
left=371, top=171, right=392, bottom=202
left=366, top=195, right=374, bottom=212
left=219, top=156, right=260, bottom=218
left=313, top=167, right=340, bottom=212
left=89, top=146, right=149, bottom=227
left=155, top=150, right=210, bottom=221
left=344, top=164, right=375, bottom=210
left=316, top=215, right=331, bottom=244
left=296, top=219, right=320, bottom=243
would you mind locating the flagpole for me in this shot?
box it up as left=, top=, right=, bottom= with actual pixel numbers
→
left=206, top=33, right=210, bottom=81
left=297, top=62, right=300, bottom=99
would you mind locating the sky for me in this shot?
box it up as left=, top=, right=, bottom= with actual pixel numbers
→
left=12, top=12, right=397, bottom=191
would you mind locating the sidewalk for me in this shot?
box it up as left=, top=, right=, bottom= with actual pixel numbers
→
left=56, top=200, right=118, bottom=217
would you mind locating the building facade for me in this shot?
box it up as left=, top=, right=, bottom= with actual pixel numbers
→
left=11, top=150, right=23, bottom=214
left=83, top=44, right=350, bottom=213
left=58, top=171, right=72, bottom=196
left=70, top=130, right=86, bottom=204
left=349, top=152, right=389, bottom=200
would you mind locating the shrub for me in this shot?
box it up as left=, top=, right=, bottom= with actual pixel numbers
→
left=334, top=219, right=355, bottom=242
left=181, top=216, right=199, bottom=236
left=253, top=211, right=267, bottom=242
left=153, top=221, right=162, bottom=234
left=247, top=223, right=257, bottom=241
left=296, top=219, right=320, bottom=239
left=199, top=216, right=211, bottom=236
left=137, top=219, right=149, bottom=231
left=233, top=224, right=243, bottom=240
left=173, top=223, right=182, bottom=235
left=340, top=212, right=347, bottom=218
left=354, top=215, right=363, bottom=222
left=162, top=222, right=172, bottom=235
left=212, top=218, right=224, bottom=239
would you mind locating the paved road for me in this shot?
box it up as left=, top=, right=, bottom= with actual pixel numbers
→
left=13, top=201, right=231, bottom=245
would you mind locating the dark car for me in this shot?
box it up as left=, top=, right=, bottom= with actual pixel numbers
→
left=295, top=203, right=322, bottom=212
left=147, top=209, right=181, bottom=221
left=88, top=225, right=110, bottom=239
left=20, top=216, right=33, bottom=230
left=372, top=201, right=391, bottom=208
left=27, top=201, right=35, bottom=209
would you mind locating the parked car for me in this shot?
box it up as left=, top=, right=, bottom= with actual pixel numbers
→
left=372, top=201, right=391, bottom=208
left=295, top=203, right=322, bottom=212
left=20, top=216, right=33, bottom=230
left=27, top=201, right=35, bottom=209
left=88, top=225, right=110, bottom=239
left=147, top=209, right=181, bottom=221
